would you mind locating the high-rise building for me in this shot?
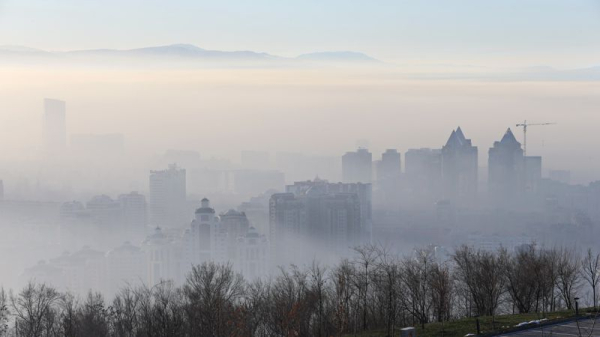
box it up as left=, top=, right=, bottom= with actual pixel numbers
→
left=142, top=227, right=183, bottom=286
left=236, top=227, right=269, bottom=279
left=375, top=149, right=402, bottom=208
left=405, top=148, right=443, bottom=203
left=342, top=148, right=372, bottom=183
left=237, top=190, right=275, bottom=235
left=488, top=128, right=524, bottom=201
left=285, top=178, right=372, bottom=238
left=524, top=156, right=542, bottom=194
left=187, top=198, right=222, bottom=265
left=270, top=179, right=367, bottom=266
left=441, top=127, right=478, bottom=202
left=220, top=209, right=250, bottom=261
left=184, top=198, right=267, bottom=279
left=149, top=164, right=187, bottom=228
left=43, top=98, right=67, bottom=152
left=405, top=148, right=441, bottom=177
left=86, top=195, right=122, bottom=226
left=118, top=191, right=148, bottom=237
left=106, top=242, right=146, bottom=296
left=377, top=149, right=401, bottom=181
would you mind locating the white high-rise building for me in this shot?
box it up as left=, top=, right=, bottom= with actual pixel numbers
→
left=183, top=198, right=269, bottom=277
left=342, top=148, right=372, bottom=183
left=375, top=149, right=402, bottom=209
left=142, top=227, right=183, bottom=286
left=488, top=128, right=525, bottom=205
left=236, top=227, right=269, bottom=279
left=441, top=127, right=478, bottom=203
left=149, top=164, right=187, bottom=228
left=220, top=209, right=250, bottom=261
left=106, top=242, right=146, bottom=296
left=187, top=198, right=221, bottom=266
left=118, top=191, right=148, bottom=237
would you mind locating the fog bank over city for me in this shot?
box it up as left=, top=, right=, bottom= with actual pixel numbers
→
left=1, top=58, right=599, bottom=186
left=0, top=53, right=599, bottom=293
left=2, top=2, right=600, bottom=335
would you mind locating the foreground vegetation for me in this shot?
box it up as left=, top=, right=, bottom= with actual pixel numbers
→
left=0, top=244, right=598, bottom=337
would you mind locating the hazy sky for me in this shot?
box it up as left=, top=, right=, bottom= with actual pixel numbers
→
left=1, top=0, right=600, bottom=66
left=1, top=1, right=600, bottom=184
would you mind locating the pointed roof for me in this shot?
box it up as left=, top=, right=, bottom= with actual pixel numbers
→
left=455, top=127, right=466, bottom=142
left=500, top=128, right=519, bottom=144
left=445, top=130, right=462, bottom=148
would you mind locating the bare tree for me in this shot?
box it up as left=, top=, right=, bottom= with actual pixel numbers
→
left=136, top=281, right=185, bottom=337
left=505, top=244, right=540, bottom=313
left=330, top=259, right=357, bottom=335
left=429, top=261, right=453, bottom=322
left=556, top=248, right=581, bottom=310
left=78, top=292, right=110, bottom=337
left=152, top=282, right=185, bottom=337
left=183, top=262, right=245, bottom=337
left=309, top=261, right=329, bottom=337
left=400, top=249, right=432, bottom=329
left=235, top=279, right=269, bottom=337
left=111, top=287, right=140, bottom=337
left=10, top=282, right=60, bottom=337
left=58, top=293, right=79, bottom=337
left=372, top=247, right=402, bottom=336
left=352, top=245, right=379, bottom=332
left=581, top=248, right=600, bottom=310
left=3, top=244, right=598, bottom=337
left=536, top=248, right=560, bottom=313
left=0, top=289, right=8, bottom=337
left=452, top=246, right=508, bottom=317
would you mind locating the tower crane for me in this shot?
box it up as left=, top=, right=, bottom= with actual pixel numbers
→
left=515, top=120, right=556, bottom=156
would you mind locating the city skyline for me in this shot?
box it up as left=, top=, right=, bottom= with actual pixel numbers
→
left=1, top=3, right=599, bottom=335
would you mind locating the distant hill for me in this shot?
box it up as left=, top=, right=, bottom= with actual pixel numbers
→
left=296, top=51, right=379, bottom=62
left=66, top=44, right=279, bottom=60
left=0, top=45, right=53, bottom=56
left=0, top=44, right=380, bottom=66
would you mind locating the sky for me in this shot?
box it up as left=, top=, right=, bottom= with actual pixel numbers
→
left=0, top=0, right=600, bottom=66
left=0, top=1, right=600, bottom=184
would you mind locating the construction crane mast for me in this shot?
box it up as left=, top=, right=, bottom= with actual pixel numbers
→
left=515, top=120, right=555, bottom=156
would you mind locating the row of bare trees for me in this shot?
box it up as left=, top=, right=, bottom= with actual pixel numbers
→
left=0, top=244, right=598, bottom=337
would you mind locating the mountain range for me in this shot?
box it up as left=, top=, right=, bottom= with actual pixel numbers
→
left=1, top=44, right=598, bottom=81
left=0, top=43, right=380, bottom=63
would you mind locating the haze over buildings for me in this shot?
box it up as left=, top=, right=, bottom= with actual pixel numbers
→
left=42, top=98, right=66, bottom=153
left=149, top=164, right=187, bottom=228
left=1, top=2, right=600, bottom=322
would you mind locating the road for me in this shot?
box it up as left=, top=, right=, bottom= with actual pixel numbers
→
left=498, top=318, right=600, bottom=336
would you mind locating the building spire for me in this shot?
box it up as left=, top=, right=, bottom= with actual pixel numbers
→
left=455, top=126, right=466, bottom=142
left=445, top=130, right=461, bottom=147
left=500, top=128, right=519, bottom=144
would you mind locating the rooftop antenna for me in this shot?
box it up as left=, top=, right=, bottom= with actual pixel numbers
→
left=515, top=120, right=556, bottom=156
